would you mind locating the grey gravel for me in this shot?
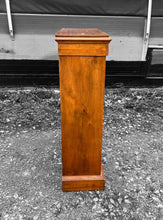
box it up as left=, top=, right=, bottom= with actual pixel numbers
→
left=0, top=86, right=162, bottom=219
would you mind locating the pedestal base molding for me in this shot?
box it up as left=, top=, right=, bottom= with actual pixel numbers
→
left=62, top=166, right=105, bottom=191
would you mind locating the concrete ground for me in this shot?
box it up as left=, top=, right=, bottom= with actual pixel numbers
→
left=0, top=86, right=163, bottom=220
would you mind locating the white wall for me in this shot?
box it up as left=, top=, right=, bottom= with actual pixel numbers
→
left=0, top=14, right=145, bottom=61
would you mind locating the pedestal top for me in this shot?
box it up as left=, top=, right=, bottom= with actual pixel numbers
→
left=55, top=28, right=112, bottom=44
left=55, top=28, right=109, bottom=38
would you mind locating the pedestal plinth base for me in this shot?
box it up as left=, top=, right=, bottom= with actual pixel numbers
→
left=62, top=166, right=105, bottom=191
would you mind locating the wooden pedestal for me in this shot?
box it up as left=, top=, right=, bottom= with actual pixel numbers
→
left=55, top=28, right=111, bottom=191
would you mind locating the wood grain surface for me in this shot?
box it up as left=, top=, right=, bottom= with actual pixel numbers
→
left=55, top=28, right=109, bottom=37
left=57, top=43, right=109, bottom=56
left=62, top=166, right=105, bottom=191
left=56, top=28, right=111, bottom=191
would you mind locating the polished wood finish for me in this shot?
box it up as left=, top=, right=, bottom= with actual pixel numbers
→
left=55, top=28, right=111, bottom=191
left=62, top=166, right=105, bottom=191
left=57, top=43, right=109, bottom=56
left=55, top=28, right=109, bottom=37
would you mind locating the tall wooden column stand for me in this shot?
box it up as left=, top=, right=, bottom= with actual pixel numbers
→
left=55, top=28, right=111, bottom=191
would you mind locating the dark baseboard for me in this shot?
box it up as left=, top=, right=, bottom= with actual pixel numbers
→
left=146, top=48, right=163, bottom=79
left=106, top=61, right=146, bottom=77
left=0, top=60, right=59, bottom=86
left=0, top=59, right=162, bottom=87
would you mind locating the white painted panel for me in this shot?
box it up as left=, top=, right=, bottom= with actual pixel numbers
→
left=151, top=49, right=163, bottom=65
left=150, top=18, right=163, bottom=45
left=0, top=14, right=144, bottom=61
